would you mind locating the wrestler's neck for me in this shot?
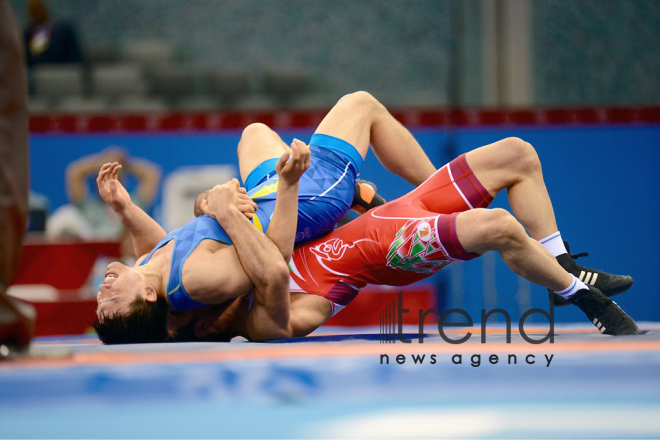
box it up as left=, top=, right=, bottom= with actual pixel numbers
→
left=136, top=247, right=170, bottom=300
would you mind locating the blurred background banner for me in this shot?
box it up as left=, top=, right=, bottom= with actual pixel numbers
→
left=10, top=0, right=660, bottom=111
left=24, top=123, right=660, bottom=327
left=7, top=0, right=660, bottom=332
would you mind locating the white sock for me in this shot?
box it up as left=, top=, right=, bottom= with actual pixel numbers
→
left=539, top=231, right=568, bottom=257
left=554, top=275, right=588, bottom=299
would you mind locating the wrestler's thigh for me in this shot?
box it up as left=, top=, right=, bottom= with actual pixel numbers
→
left=313, top=92, right=374, bottom=160
left=237, top=123, right=289, bottom=182
left=396, top=155, right=492, bottom=215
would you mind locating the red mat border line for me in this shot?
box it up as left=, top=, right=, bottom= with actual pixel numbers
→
left=4, top=338, right=660, bottom=371
left=33, top=325, right=660, bottom=344
left=28, top=106, right=660, bottom=133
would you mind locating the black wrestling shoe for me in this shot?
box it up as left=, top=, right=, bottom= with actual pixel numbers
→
left=569, top=286, right=640, bottom=336
left=549, top=241, right=634, bottom=306
left=351, top=180, right=386, bottom=214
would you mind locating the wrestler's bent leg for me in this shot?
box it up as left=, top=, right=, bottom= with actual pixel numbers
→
left=465, top=137, right=633, bottom=301
left=465, top=137, right=557, bottom=240
left=314, top=91, right=436, bottom=186
left=237, top=123, right=290, bottom=186
left=456, top=208, right=572, bottom=290
left=454, top=208, right=639, bottom=335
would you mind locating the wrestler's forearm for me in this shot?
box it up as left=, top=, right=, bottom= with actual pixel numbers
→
left=232, top=187, right=299, bottom=339
left=216, top=208, right=290, bottom=288
left=116, top=203, right=167, bottom=256
left=246, top=280, right=292, bottom=340
left=265, top=181, right=299, bottom=263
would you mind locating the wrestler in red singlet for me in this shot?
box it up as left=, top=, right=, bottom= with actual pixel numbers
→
left=287, top=154, right=493, bottom=316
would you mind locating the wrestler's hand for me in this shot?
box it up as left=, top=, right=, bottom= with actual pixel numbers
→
left=235, top=185, right=258, bottom=219
left=276, top=138, right=310, bottom=187
left=201, top=179, right=258, bottom=221
left=97, top=162, right=132, bottom=212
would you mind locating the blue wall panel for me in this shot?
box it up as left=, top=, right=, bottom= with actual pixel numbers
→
left=28, top=124, right=660, bottom=323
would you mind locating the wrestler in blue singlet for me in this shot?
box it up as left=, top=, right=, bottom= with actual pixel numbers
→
left=140, top=133, right=363, bottom=311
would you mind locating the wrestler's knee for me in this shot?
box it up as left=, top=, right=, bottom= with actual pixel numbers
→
left=487, top=208, right=527, bottom=248
left=501, top=137, right=542, bottom=175
left=237, top=123, right=273, bottom=154
left=335, top=91, right=382, bottom=113
left=466, top=208, right=526, bottom=250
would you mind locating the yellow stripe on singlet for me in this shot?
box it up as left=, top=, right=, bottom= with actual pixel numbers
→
left=251, top=182, right=279, bottom=199
left=252, top=213, right=263, bottom=232
left=168, top=284, right=181, bottom=296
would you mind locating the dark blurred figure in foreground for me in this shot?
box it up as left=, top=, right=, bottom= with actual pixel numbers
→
left=23, top=0, right=82, bottom=68
left=0, top=0, right=36, bottom=353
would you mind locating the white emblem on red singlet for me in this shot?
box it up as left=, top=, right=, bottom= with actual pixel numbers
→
left=386, top=218, right=449, bottom=274
left=310, top=237, right=379, bottom=277
left=417, top=221, right=432, bottom=243
left=310, top=238, right=352, bottom=262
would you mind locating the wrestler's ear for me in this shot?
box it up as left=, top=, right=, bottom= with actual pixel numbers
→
left=195, top=318, right=213, bottom=338
left=144, top=285, right=158, bottom=303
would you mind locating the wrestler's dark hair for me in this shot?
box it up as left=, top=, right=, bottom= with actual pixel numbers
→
left=168, top=318, right=232, bottom=343
left=93, top=295, right=169, bottom=344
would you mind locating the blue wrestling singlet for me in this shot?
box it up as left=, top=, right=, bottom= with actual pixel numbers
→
left=141, top=133, right=363, bottom=311
left=246, top=133, right=363, bottom=243
left=140, top=215, right=231, bottom=310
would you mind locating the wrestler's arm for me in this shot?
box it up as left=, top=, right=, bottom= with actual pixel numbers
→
left=287, top=293, right=333, bottom=337
left=246, top=140, right=313, bottom=339
left=200, top=141, right=309, bottom=338
left=179, top=241, right=256, bottom=304
left=248, top=288, right=334, bottom=339
left=263, top=140, right=310, bottom=262
left=96, top=162, right=166, bottom=256
left=181, top=140, right=307, bottom=307
left=69, top=148, right=125, bottom=204
left=192, top=180, right=291, bottom=312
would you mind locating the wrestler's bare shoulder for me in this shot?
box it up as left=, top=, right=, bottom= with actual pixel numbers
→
left=182, top=240, right=252, bottom=304
left=135, top=240, right=175, bottom=266
left=135, top=238, right=230, bottom=266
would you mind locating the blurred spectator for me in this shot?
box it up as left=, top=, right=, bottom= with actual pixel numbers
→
left=27, top=190, right=49, bottom=233
left=23, top=0, right=82, bottom=68
left=47, top=147, right=161, bottom=240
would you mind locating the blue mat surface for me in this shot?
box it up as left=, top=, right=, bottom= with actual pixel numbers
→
left=1, top=324, right=659, bottom=438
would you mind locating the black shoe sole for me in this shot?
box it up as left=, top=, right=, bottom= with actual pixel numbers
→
left=598, top=275, right=634, bottom=296
left=550, top=276, right=634, bottom=307
left=611, top=326, right=641, bottom=336
left=569, top=287, right=641, bottom=336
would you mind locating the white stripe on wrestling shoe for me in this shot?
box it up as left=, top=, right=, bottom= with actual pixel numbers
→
left=592, top=317, right=607, bottom=333
left=579, top=271, right=599, bottom=285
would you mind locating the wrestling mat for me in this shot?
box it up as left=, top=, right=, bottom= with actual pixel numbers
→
left=1, top=323, right=660, bottom=439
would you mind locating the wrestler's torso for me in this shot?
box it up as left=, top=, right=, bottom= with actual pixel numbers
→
left=140, top=215, right=240, bottom=310
left=289, top=205, right=453, bottom=303
left=288, top=154, right=493, bottom=306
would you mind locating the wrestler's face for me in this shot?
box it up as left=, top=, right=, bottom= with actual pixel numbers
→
left=96, top=261, right=147, bottom=319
